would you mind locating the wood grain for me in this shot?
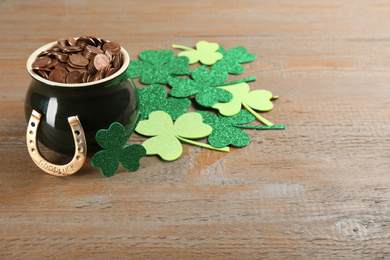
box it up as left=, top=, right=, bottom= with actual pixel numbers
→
left=1, top=0, right=390, bottom=259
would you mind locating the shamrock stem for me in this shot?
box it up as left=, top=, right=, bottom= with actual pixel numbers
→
left=235, top=124, right=285, bottom=130
left=172, top=44, right=195, bottom=51
left=176, top=136, right=230, bottom=152
left=219, top=77, right=257, bottom=86
left=242, top=102, right=274, bottom=126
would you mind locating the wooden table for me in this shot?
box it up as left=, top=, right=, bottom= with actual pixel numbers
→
left=1, top=0, right=390, bottom=258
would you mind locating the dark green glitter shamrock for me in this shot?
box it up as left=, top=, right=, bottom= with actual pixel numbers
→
left=129, top=50, right=190, bottom=85
left=137, top=84, right=191, bottom=121
left=212, top=46, right=257, bottom=75
left=91, top=122, right=146, bottom=177
left=196, top=110, right=256, bottom=148
left=168, top=66, right=256, bottom=107
left=196, top=110, right=284, bottom=148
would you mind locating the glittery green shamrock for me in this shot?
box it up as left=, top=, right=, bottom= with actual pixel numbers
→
left=212, top=46, right=257, bottom=75
left=135, top=111, right=229, bottom=161
left=172, top=41, right=223, bottom=65
left=128, top=50, right=190, bottom=85
left=196, top=110, right=255, bottom=148
left=196, top=110, right=285, bottom=148
left=168, top=66, right=256, bottom=107
left=137, top=84, right=191, bottom=121
left=212, top=82, right=278, bottom=126
left=91, top=122, right=146, bottom=177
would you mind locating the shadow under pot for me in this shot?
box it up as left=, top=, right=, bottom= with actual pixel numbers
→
left=25, top=40, right=140, bottom=175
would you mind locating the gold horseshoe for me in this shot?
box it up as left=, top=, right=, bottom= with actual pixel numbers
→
left=26, top=110, right=87, bottom=176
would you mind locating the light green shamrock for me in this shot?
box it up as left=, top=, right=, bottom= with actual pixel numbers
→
left=135, top=111, right=229, bottom=161
left=212, top=82, right=278, bottom=126
left=172, top=41, right=223, bottom=65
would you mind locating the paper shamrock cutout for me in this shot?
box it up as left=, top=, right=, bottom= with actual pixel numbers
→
left=138, top=84, right=191, bottom=121
left=128, top=50, right=190, bottom=85
left=172, top=41, right=223, bottom=65
left=212, top=82, right=277, bottom=126
left=168, top=66, right=256, bottom=107
left=135, top=111, right=229, bottom=161
left=91, top=122, right=146, bottom=177
left=212, top=46, right=257, bottom=75
left=196, top=110, right=255, bottom=148
left=197, top=110, right=285, bottom=148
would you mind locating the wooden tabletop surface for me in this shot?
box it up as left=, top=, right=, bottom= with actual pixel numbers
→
left=1, top=0, right=390, bottom=258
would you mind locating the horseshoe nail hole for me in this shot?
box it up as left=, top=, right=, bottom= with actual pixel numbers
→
left=29, top=140, right=34, bottom=145
left=31, top=148, right=36, bottom=153
left=77, top=138, right=81, bottom=144
left=29, top=130, right=34, bottom=135
left=78, top=147, right=84, bottom=153
left=75, top=130, right=80, bottom=136
left=76, top=156, right=81, bottom=161
left=31, top=122, right=36, bottom=127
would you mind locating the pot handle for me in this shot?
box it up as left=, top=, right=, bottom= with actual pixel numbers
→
left=26, top=110, right=87, bottom=176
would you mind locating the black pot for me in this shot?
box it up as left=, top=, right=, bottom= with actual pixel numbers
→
left=25, top=40, right=139, bottom=154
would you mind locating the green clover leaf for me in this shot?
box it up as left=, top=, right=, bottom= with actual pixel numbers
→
left=137, top=84, right=191, bottom=121
left=212, top=46, right=257, bottom=75
left=212, top=82, right=278, bottom=126
left=196, top=110, right=256, bottom=148
left=129, top=50, right=190, bottom=85
left=172, top=41, right=223, bottom=65
left=168, top=66, right=234, bottom=107
left=91, top=122, right=146, bottom=177
left=91, top=150, right=120, bottom=177
left=168, top=65, right=257, bottom=107
left=135, top=111, right=229, bottom=161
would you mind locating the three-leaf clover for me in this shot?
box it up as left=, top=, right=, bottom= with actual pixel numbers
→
left=135, top=111, right=229, bottom=161
left=172, top=41, right=223, bottom=65
left=196, top=110, right=256, bottom=148
left=212, top=46, right=257, bottom=75
left=91, top=122, right=146, bottom=177
left=168, top=66, right=256, bottom=107
left=196, top=110, right=285, bottom=148
left=212, top=82, right=277, bottom=126
left=137, top=84, right=191, bottom=121
left=128, top=50, right=190, bottom=85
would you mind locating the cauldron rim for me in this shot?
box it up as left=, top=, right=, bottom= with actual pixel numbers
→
left=26, top=37, right=130, bottom=88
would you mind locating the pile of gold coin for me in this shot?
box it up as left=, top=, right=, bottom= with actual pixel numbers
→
left=31, top=36, right=123, bottom=84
